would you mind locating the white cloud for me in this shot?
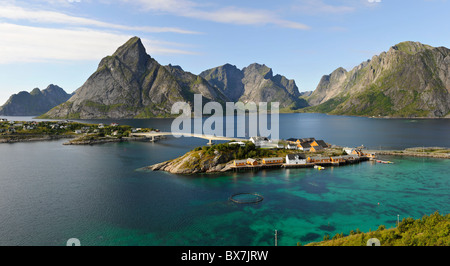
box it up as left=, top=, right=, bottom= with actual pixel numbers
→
left=0, top=4, right=200, bottom=34
left=0, top=23, right=196, bottom=64
left=125, top=0, right=310, bottom=30
left=293, top=0, right=356, bottom=14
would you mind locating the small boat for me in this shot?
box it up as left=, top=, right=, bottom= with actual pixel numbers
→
left=377, top=160, right=394, bottom=164
left=314, top=165, right=325, bottom=170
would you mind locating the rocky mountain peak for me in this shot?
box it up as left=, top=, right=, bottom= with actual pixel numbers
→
left=30, top=88, right=42, bottom=96
left=391, top=41, right=433, bottom=55
left=200, top=62, right=306, bottom=108
left=244, top=63, right=273, bottom=79
left=222, top=63, right=239, bottom=70
left=109, top=37, right=150, bottom=73
left=40, top=37, right=230, bottom=119
left=307, top=42, right=450, bottom=118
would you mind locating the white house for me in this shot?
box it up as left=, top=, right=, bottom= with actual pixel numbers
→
left=286, top=144, right=298, bottom=150
left=343, top=147, right=355, bottom=155
left=286, top=154, right=307, bottom=165
left=249, top=136, right=271, bottom=147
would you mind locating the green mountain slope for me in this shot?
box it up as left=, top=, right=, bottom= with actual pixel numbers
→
left=305, top=42, right=450, bottom=118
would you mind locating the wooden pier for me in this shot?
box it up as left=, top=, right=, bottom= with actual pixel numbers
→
left=282, top=163, right=315, bottom=169
left=231, top=163, right=283, bottom=172
left=231, top=156, right=371, bottom=172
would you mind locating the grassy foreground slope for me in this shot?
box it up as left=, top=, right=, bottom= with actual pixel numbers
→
left=306, top=212, right=449, bottom=246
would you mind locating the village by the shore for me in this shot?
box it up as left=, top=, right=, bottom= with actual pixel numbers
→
left=0, top=118, right=157, bottom=144
left=149, top=136, right=450, bottom=175
left=231, top=136, right=375, bottom=171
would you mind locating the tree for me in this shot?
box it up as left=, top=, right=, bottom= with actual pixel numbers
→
left=378, top=225, right=386, bottom=231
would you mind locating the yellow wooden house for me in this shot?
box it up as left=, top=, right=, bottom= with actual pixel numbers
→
left=247, top=158, right=258, bottom=166
left=262, top=157, right=284, bottom=165
left=234, top=160, right=247, bottom=167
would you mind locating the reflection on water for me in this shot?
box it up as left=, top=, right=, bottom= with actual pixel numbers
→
left=0, top=113, right=448, bottom=246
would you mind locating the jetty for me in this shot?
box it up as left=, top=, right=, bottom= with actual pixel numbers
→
left=230, top=155, right=370, bottom=172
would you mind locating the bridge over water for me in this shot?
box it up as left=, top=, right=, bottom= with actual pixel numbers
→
left=130, top=132, right=245, bottom=145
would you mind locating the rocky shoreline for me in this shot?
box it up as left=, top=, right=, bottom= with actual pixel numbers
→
left=63, top=137, right=150, bottom=145
left=366, top=149, right=450, bottom=159
left=147, top=150, right=236, bottom=174
left=0, top=135, right=75, bottom=143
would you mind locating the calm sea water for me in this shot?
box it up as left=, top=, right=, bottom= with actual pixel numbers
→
left=0, top=113, right=449, bottom=246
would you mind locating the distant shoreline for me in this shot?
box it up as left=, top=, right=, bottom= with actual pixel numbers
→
left=0, top=120, right=155, bottom=145
left=291, top=111, right=450, bottom=120
left=365, top=149, right=450, bottom=159
left=0, top=135, right=75, bottom=144
left=2, top=111, right=450, bottom=121
left=62, top=136, right=152, bottom=145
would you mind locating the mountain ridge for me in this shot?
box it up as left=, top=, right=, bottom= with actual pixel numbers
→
left=305, top=41, right=450, bottom=118
left=41, top=37, right=308, bottom=119
left=41, top=37, right=229, bottom=119
left=200, top=63, right=308, bottom=110
left=0, top=85, right=72, bottom=116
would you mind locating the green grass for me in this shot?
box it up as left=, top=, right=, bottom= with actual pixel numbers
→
left=307, top=212, right=449, bottom=246
left=299, top=95, right=349, bottom=114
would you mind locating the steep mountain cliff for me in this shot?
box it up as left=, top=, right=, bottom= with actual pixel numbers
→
left=0, top=85, right=71, bottom=116
left=200, top=63, right=308, bottom=110
left=306, top=42, right=450, bottom=118
left=41, top=37, right=228, bottom=119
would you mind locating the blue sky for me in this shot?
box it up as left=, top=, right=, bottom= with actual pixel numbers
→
left=0, top=0, right=449, bottom=105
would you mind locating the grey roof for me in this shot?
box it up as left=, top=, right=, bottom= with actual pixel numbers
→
left=341, top=155, right=358, bottom=159
left=299, top=142, right=311, bottom=148
left=287, top=154, right=306, bottom=160
left=309, top=156, right=328, bottom=160
left=315, top=140, right=328, bottom=148
left=312, top=145, right=324, bottom=150
left=263, top=157, right=284, bottom=161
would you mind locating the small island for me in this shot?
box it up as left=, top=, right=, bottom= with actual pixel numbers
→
left=149, top=137, right=450, bottom=175
left=0, top=119, right=156, bottom=145
left=149, top=138, right=370, bottom=174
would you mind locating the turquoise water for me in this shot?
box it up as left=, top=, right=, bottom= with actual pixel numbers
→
left=0, top=113, right=449, bottom=246
left=97, top=156, right=449, bottom=246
